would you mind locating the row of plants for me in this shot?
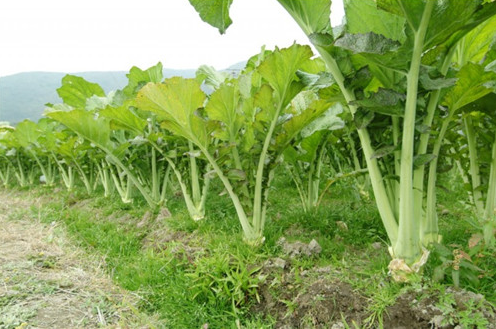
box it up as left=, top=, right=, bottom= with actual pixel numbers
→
left=187, top=0, right=496, bottom=278
left=1, top=0, right=496, bottom=281
left=0, top=48, right=353, bottom=238
left=4, top=158, right=494, bottom=327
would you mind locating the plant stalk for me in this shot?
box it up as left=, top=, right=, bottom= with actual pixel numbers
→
left=395, top=0, right=434, bottom=264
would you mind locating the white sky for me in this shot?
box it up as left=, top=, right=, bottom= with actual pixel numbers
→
left=0, top=0, right=344, bottom=77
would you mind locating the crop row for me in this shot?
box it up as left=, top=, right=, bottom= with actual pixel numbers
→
left=1, top=0, right=496, bottom=280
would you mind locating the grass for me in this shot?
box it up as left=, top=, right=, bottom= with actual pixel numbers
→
left=1, top=167, right=495, bottom=327
left=27, top=187, right=269, bottom=327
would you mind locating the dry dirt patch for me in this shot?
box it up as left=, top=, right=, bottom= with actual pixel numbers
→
left=0, top=189, right=157, bottom=329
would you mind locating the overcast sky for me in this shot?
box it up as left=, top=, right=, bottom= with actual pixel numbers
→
left=0, top=0, right=344, bottom=77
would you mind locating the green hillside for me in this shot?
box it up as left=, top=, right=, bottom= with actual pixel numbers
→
left=0, top=68, right=205, bottom=124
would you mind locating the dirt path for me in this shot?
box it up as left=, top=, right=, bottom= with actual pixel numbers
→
left=0, top=189, right=157, bottom=329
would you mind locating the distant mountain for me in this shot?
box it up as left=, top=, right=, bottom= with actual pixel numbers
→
left=0, top=64, right=243, bottom=125
left=0, top=71, right=128, bottom=124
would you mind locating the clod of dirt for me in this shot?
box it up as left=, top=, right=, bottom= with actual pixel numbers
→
left=277, top=237, right=322, bottom=258
left=282, top=279, right=367, bottom=328
left=308, top=239, right=322, bottom=254
left=383, top=291, right=443, bottom=329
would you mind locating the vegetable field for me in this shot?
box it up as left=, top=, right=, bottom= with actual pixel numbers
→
left=1, top=0, right=496, bottom=327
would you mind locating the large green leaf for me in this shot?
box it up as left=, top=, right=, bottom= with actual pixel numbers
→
left=484, top=37, right=496, bottom=66
left=188, top=0, right=233, bottom=34
left=57, top=75, right=105, bottom=109
left=277, top=0, right=332, bottom=35
left=136, top=77, right=208, bottom=146
left=429, top=0, right=496, bottom=50
left=13, top=120, right=41, bottom=148
left=356, top=0, right=496, bottom=72
left=379, top=0, right=496, bottom=47
left=36, top=118, right=58, bottom=151
left=204, top=82, right=243, bottom=139
left=86, top=91, right=122, bottom=111
left=344, top=0, right=406, bottom=42
left=376, top=0, right=425, bottom=31
left=283, top=130, right=327, bottom=164
left=296, top=71, right=335, bottom=91
left=258, top=44, right=313, bottom=101
left=335, top=32, right=413, bottom=72
left=459, top=92, right=496, bottom=119
left=46, top=110, right=112, bottom=150
left=453, top=16, right=496, bottom=66
left=442, top=62, right=496, bottom=111
left=0, top=131, right=18, bottom=149
left=287, top=91, right=319, bottom=117
left=99, top=103, right=148, bottom=135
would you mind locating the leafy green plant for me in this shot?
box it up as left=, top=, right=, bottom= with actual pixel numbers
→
left=188, top=0, right=496, bottom=278
left=110, top=64, right=212, bottom=219
left=447, top=96, right=496, bottom=247
left=424, top=17, right=496, bottom=251
left=44, top=65, right=212, bottom=217
left=46, top=108, right=158, bottom=207
left=8, top=120, right=58, bottom=187
left=45, top=71, right=169, bottom=208
left=137, top=45, right=340, bottom=243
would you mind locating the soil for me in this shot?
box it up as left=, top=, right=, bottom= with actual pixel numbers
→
left=382, top=292, right=442, bottom=329
left=0, top=189, right=158, bottom=329
left=253, top=263, right=368, bottom=328
left=253, top=252, right=496, bottom=329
